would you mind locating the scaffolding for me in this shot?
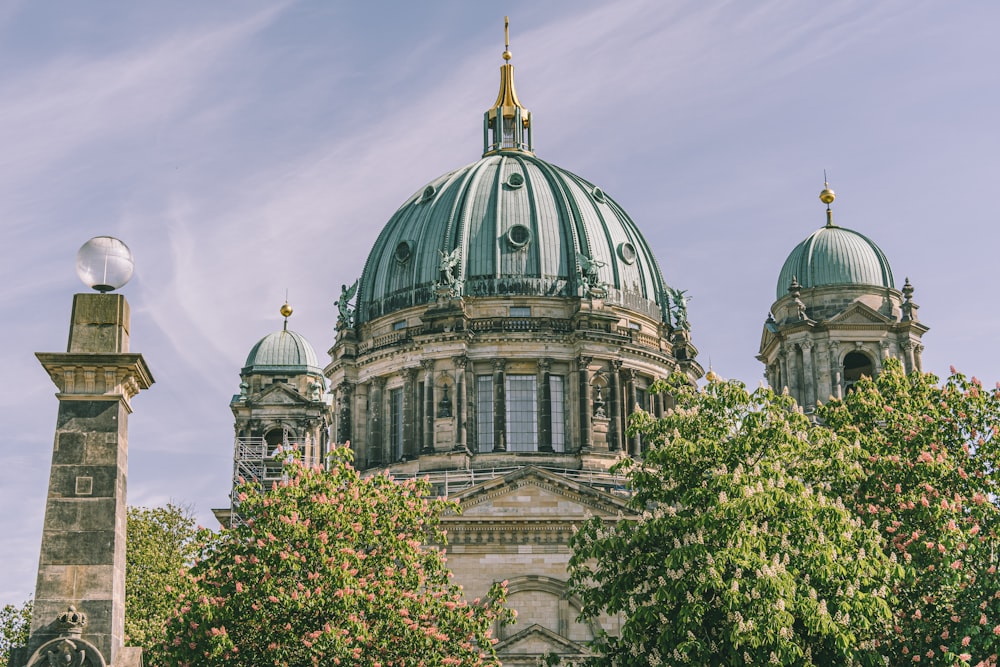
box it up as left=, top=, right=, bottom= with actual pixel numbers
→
left=229, top=434, right=321, bottom=526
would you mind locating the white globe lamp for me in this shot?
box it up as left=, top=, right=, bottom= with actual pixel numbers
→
left=76, top=236, right=134, bottom=292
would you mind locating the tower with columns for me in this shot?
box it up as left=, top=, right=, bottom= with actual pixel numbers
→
left=758, top=182, right=929, bottom=412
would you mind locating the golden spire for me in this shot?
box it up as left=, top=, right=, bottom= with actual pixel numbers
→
left=484, top=17, right=532, bottom=155
left=819, top=171, right=836, bottom=227
left=503, top=16, right=512, bottom=61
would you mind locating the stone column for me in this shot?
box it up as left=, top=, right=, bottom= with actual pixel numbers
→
left=800, top=341, right=815, bottom=410
left=609, top=360, right=623, bottom=452
left=492, top=359, right=507, bottom=452
left=30, top=293, right=153, bottom=667
left=914, top=344, right=924, bottom=373
left=777, top=349, right=789, bottom=394
left=336, top=382, right=353, bottom=446
left=577, top=356, right=593, bottom=453
left=786, top=346, right=801, bottom=405
left=454, top=356, right=468, bottom=451
left=653, top=378, right=665, bottom=418
left=829, top=341, right=842, bottom=400
left=901, top=341, right=916, bottom=374
left=538, top=358, right=553, bottom=452
left=627, top=369, right=640, bottom=456
left=355, top=383, right=369, bottom=467
left=422, top=360, right=435, bottom=454
left=403, top=368, right=419, bottom=458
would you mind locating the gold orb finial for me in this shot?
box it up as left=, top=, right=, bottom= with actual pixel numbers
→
left=819, top=184, right=836, bottom=205
left=280, top=302, right=293, bottom=318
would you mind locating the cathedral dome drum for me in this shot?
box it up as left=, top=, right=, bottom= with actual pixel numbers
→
left=356, top=153, right=671, bottom=326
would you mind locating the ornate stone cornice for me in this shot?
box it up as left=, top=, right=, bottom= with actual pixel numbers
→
left=36, top=352, right=153, bottom=413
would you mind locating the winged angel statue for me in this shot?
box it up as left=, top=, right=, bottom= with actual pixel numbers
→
left=666, top=285, right=691, bottom=330
left=437, top=247, right=462, bottom=297
left=336, top=280, right=358, bottom=330
left=576, top=251, right=606, bottom=296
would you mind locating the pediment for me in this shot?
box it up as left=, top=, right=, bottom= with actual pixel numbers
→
left=759, top=325, right=778, bottom=355
left=496, top=623, right=589, bottom=658
left=826, top=301, right=892, bottom=326
left=250, top=383, right=307, bottom=406
left=447, top=466, right=633, bottom=520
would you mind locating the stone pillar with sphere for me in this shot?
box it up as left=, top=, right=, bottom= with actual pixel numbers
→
left=15, top=237, right=153, bottom=667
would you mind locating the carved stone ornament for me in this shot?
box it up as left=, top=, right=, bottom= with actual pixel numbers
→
left=57, top=606, right=86, bottom=637
left=27, top=638, right=105, bottom=667
left=26, top=607, right=106, bottom=667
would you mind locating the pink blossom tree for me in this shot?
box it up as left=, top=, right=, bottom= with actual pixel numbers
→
left=821, top=359, right=1000, bottom=666
left=154, top=448, right=511, bottom=666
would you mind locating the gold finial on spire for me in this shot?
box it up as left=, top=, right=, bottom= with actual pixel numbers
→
left=503, top=16, right=512, bottom=61
left=819, top=170, right=836, bottom=227
left=280, top=292, right=292, bottom=330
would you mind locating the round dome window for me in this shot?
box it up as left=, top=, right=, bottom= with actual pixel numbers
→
left=394, top=241, right=413, bottom=263
left=507, top=224, right=532, bottom=249
left=617, top=242, right=637, bottom=264
left=592, top=186, right=606, bottom=203
left=506, top=172, right=525, bottom=189
left=421, top=185, right=436, bottom=202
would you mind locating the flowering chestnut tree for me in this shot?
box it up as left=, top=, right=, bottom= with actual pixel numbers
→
left=569, top=377, right=894, bottom=666
left=821, top=359, right=1000, bottom=666
left=154, top=447, right=511, bottom=667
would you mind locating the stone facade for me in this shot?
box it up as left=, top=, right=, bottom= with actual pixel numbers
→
left=759, top=273, right=928, bottom=412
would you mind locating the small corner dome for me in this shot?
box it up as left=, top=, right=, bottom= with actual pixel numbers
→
left=242, top=329, right=323, bottom=376
left=776, top=224, right=895, bottom=301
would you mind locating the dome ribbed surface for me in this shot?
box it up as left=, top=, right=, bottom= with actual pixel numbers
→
left=243, top=330, right=322, bottom=375
left=776, top=225, right=894, bottom=300
left=356, top=153, right=671, bottom=325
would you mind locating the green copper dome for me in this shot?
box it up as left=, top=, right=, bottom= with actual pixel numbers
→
left=355, top=153, right=672, bottom=325
left=243, top=329, right=322, bottom=375
left=776, top=223, right=895, bottom=300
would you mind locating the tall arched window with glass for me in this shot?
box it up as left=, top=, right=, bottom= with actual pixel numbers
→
left=389, top=388, right=404, bottom=460
left=475, top=373, right=566, bottom=452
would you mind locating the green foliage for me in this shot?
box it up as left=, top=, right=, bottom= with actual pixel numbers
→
left=820, top=359, right=1000, bottom=666
left=569, top=376, right=895, bottom=666
left=0, top=504, right=195, bottom=660
left=125, top=503, right=199, bottom=650
left=0, top=599, right=31, bottom=665
left=155, top=447, right=512, bottom=666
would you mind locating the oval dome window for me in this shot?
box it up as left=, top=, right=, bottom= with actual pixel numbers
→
left=617, top=242, right=637, bottom=264
left=507, top=224, right=531, bottom=249
left=394, top=241, right=413, bottom=263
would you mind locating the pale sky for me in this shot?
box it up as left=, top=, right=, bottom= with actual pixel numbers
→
left=2, top=1, right=998, bottom=603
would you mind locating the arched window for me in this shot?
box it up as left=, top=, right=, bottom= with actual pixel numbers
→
left=843, top=351, right=874, bottom=392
